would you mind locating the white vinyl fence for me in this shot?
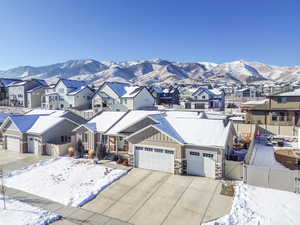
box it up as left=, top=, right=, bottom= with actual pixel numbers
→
left=244, top=165, right=300, bottom=193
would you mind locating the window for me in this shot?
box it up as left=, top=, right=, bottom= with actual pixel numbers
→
left=60, top=104, right=64, bottom=109
left=135, top=146, right=144, bottom=151
left=154, top=148, right=163, bottom=153
left=203, top=153, right=214, bottom=158
left=277, top=97, right=287, bottom=103
left=202, top=95, right=206, bottom=99
left=145, top=147, right=153, bottom=152
left=61, top=136, right=68, bottom=143
left=84, top=133, right=88, bottom=142
left=272, top=112, right=286, bottom=121
left=279, top=112, right=285, bottom=121
left=190, top=151, right=200, bottom=156
left=272, top=112, right=278, bottom=121
left=165, top=150, right=174, bottom=154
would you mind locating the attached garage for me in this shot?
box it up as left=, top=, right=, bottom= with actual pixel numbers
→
left=27, top=136, right=39, bottom=154
left=186, top=149, right=216, bottom=178
left=134, top=145, right=175, bottom=173
left=6, top=136, right=21, bottom=152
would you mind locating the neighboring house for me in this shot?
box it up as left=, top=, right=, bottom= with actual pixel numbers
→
left=245, top=89, right=300, bottom=126
left=125, top=114, right=235, bottom=178
left=92, top=82, right=155, bottom=112
left=26, top=79, right=49, bottom=108
left=8, top=79, right=47, bottom=107
left=0, top=110, right=84, bottom=155
left=0, top=78, right=21, bottom=106
left=235, top=87, right=261, bottom=98
left=181, top=88, right=225, bottom=110
left=156, top=86, right=180, bottom=105
left=41, top=78, right=94, bottom=110
left=92, top=91, right=117, bottom=113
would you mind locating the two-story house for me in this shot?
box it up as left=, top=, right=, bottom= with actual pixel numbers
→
left=153, top=86, right=180, bottom=105
left=0, top=78, right=22, bottom=106
left=8, top=79, right=48, bottom=108
left=245, top=89, right=300, bottom=126
left=42, top=78, right=94, bottom=110
left=181, top=87, right=225, bottom=110
left=92, top=82, right=155, bottom=112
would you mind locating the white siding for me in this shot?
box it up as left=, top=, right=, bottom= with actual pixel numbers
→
left=133, top=88, right=155, bottom=109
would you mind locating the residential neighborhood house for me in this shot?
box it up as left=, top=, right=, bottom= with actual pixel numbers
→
left=92, top=82, right=155, bottom=112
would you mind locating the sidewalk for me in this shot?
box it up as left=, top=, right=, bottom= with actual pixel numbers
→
left=5, top=186, right=132, bottom=225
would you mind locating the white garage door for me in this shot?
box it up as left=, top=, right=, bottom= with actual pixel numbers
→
left=134, top=146, right=175, bottom=173
left=186, top=149, right=216, bottom=178
left=28, top=136, right=39, bottom=154
left=6, top=136, right=21, bottom=152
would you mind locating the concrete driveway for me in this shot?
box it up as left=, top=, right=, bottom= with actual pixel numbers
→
left=83, top=168, right=233, bottom=225
left=0, top=149, right=50, bottom=172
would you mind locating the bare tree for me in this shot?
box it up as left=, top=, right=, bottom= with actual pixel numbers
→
left=0, top=167, right=6, bottom=210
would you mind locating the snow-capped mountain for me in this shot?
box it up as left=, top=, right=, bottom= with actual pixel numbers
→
left=0, top=59, right=299, bottom=85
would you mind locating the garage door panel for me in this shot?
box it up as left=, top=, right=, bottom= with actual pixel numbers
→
left=186, top=149, right=216, bottom=178
left=134, top=146, right=174, bottom=173
left=6, top=136, right=21, bottom=152
left=27, top=136, right=39, bottom=154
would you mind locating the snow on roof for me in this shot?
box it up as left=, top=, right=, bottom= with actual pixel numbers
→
left=27, top=116, right=65, bottom=134
left=0, top=112, right=10, bottom=123
left=165, top=111, right=203, bottom=119
left=96, top=91, right=110, bottom=98
left=152, top=86, right=163, bottom=93
left=9, top=115, right=40, bottom=132
left=68, top=86, right=88, bottom=95
left=0, top=78, right=21, bottom=87
left=275, top=89, right=300, bottom=97
left=8, top=81, right=27, bottom=86
left=192, top=88, right=223, bottom=96
left=26, top=86, right=43, bottom=93
left=106, top=110, right=160, bottom=135
left=106, top=82, right=141, bottom=98
left=84, top=111, right=126, bottom=132
left=229, top=116, right=244, bottom=121
left=26, top=109, right=65, bottom=116
left=209, top=88, right=223, bottom=95
left=121, top=86, right=142, bottom=98
left=60, top=79, right=87, bottom=89
left=241, top=99, right=268, bottom=105
left=154, top=117, right=228, bottom=147
left=150, top=115, right=230, bottom=147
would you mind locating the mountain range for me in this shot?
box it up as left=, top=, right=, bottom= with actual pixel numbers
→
left=0, top=59, right=300, bottom=86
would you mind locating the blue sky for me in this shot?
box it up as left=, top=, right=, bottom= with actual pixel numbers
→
left=0, top=0, right=299, bottom=69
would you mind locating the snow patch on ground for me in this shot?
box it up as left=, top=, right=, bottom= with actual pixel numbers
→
left=4, top=157, right=127, bottom=207
left=0, top=195, right=60, bottom=225
left=203, top=183, right=300, bottom=225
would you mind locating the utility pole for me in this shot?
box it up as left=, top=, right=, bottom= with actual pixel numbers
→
left=0, top=167, right=6, bottom=210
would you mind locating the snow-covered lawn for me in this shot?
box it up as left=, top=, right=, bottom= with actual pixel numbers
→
left=0, top=195, right=60, bottom=225
left=204, top=183, right=300, bottom=225
left=4, top=157, right=127, bottom=207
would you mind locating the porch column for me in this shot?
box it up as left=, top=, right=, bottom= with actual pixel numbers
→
left=116, top=137, right=119, bottom=159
